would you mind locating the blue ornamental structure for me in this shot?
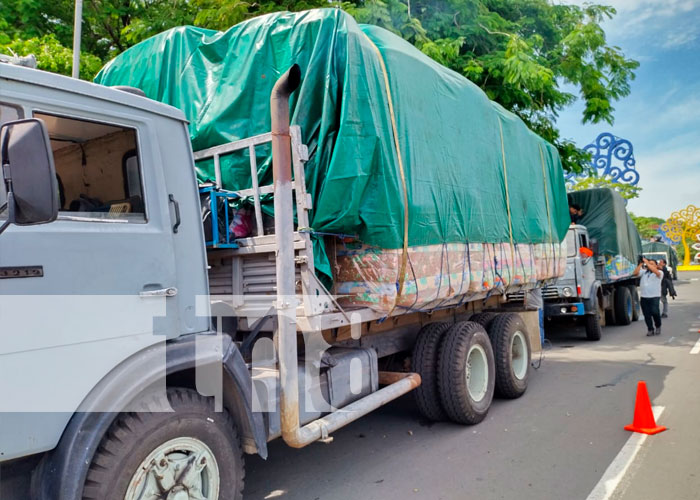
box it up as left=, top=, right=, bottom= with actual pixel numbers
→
left=566, top=132, right=639, bottom=186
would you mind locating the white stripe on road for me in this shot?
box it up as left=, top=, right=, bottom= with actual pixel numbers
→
left=689, top=329, right=700, bottom=333
left=586, top=407, right=665, bottom=500
left=690, top=339, right=700, bottom=355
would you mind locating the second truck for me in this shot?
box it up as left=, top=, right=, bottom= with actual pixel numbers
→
left=540, top=188, right=643, bottom=340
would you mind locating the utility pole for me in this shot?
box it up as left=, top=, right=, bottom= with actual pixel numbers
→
left=71, top=0, right=83, bottom=78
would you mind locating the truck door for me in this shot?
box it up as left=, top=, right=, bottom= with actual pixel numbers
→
left=0, top=104, right=180, bottom=420
left=578, top=231, right=595, bottom=297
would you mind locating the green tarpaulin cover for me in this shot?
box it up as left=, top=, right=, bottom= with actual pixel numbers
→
left=568, top=188, right=642, bottom=266
left=95, top=9, right=570, bottom=282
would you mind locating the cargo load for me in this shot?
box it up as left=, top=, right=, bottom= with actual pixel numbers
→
left=95, top=9, right=570, bottom=313
left=568, top=188, right=642, bottom=281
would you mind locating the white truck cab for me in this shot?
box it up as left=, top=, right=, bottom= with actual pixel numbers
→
left=543, top=224, right=640, bottom=340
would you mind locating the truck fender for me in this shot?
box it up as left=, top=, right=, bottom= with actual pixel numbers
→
left=33, top=333, right=267, bottom=500
left=583, top=281, right=602, bottom=314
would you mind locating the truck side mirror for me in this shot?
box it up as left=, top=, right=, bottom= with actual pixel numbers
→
left=0, top=119, right=58, bottom=235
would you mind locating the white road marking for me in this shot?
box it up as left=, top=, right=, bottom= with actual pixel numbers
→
left=689, top=328, right=700, bottom=333
left=586, top=407, right=665, bottom=500
left=690, top=339, right=700, bottom=355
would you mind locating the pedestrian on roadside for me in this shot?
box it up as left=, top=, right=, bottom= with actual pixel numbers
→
left=658, top=259, right=677, bottom=318
left=633, top=257, right=663, bottom=336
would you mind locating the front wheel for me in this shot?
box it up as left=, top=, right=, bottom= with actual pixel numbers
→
left=585, top=295, right=604, bottom=341
left=82, top=388, right=245, bottom=500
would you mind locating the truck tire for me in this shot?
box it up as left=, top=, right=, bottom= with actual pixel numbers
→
left=438, top=321, right=495, bottom=425
left=469, top=312, right=498, bottom=330
left=487, top=313, right=531, bottom=399
left=630, top=286, right=640, bottom=322
left=614, top=285, right=633, bottom=325
left=585, top=295, right=604, bottom=341
left=82, top=388, right=244, bottom=500
left=412, top=322, right=451, bottom=421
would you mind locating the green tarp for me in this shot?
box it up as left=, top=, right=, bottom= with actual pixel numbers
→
left=95, top=9, right=570, bottom=282
left=568, top=188, right=642, bottom=265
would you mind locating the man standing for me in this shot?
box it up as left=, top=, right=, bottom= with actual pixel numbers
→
left=659, top=259, right=677, bottom=318
left=633, top=257, right=663, bottom=336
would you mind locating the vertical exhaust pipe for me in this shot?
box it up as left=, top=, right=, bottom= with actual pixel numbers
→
left=270, top=65, right=305, bottom=445
left=270, top=65, right=421, bottom=448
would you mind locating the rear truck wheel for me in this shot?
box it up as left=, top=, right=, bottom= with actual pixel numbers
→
left=487, top=313, right=531, bottom=399
left=469, top=312, right=498, bottom=330
left=630, top=286, right=640, bottom=322
left=438, top=321, right=495, bottom=425
left=412, top=322, right=451, bottom=421
left=585, top=295, right=604, bottom=341
left=614, top=285, right=633, bottom=326
left=82, top=388, right=244, bottom=500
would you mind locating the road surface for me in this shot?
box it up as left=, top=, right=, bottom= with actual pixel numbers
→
left=244, top=271, right=700, bottom=500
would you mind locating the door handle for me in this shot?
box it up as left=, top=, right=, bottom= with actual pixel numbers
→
left=140, top=287, right=178, bottom=298
left=169, top=194, right=181, bottom=234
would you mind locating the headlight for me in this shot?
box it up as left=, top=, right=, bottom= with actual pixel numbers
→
left=562, top=287, right=573, bottom=297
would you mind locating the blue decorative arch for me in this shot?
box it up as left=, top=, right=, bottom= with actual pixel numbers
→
left=566, top=132, right=639, bottom=186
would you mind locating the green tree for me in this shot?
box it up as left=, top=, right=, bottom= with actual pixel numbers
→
left=1, top=0, right=637, bottom=173
left=345, top=0, right=638, bottom=173
left=0, top=33, right=103, bottom=80
left=629, top=213, right=665, bottom=240
left=569, top=175, right=642, bottom=200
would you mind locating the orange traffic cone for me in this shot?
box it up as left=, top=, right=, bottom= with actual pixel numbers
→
left=624, top=381, right=666, bottom=435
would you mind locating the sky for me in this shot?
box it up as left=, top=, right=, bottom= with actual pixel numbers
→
left=556, top=0, right=700, bottom=219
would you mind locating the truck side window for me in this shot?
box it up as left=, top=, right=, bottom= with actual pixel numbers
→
left=579, top=233, right=589, bottom=249
left=0, top=103, right=23, bottom=212
left=33, top=112, right=146, bottom=222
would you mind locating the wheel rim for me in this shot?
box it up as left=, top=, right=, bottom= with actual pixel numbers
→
left=465, top=344, right=489, bottom=402
left=510, top=331, right=528, bottom=380
left=124, top=437, right=220, bottom=500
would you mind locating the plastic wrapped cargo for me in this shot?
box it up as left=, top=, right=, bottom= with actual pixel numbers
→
left=95, top=9, right=570, bottom=312
left=568, top=188, right=642, bottom=281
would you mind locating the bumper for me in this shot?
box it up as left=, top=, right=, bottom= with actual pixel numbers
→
left=544, top=302, right=585, bottom=317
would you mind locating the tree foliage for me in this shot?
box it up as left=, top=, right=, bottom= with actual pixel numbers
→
left=569, top=175, right=641, bottom=200
left=629, top=213, right=665, bottom=240
left=0, top=0, right=638, bottom=173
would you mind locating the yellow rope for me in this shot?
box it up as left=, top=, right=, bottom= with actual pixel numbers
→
left=363, top=34, right=410, bottom=312
left=539, top=144, right=556, bottom=273
left=498, top=120, right=516, bottom=282
left=539, top=144, right=554, bottom=246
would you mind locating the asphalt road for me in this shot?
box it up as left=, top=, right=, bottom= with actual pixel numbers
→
left=244, top=271, right=700, bottom=500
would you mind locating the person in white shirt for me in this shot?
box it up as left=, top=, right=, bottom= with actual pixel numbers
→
left=633, top=257, right=663, bottom=336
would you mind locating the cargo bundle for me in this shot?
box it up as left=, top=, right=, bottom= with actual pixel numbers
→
left=95, top=9, right=570, bottom=313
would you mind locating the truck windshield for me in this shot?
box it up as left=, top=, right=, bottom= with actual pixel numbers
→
left=566, top=230, right=577, bottom=257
